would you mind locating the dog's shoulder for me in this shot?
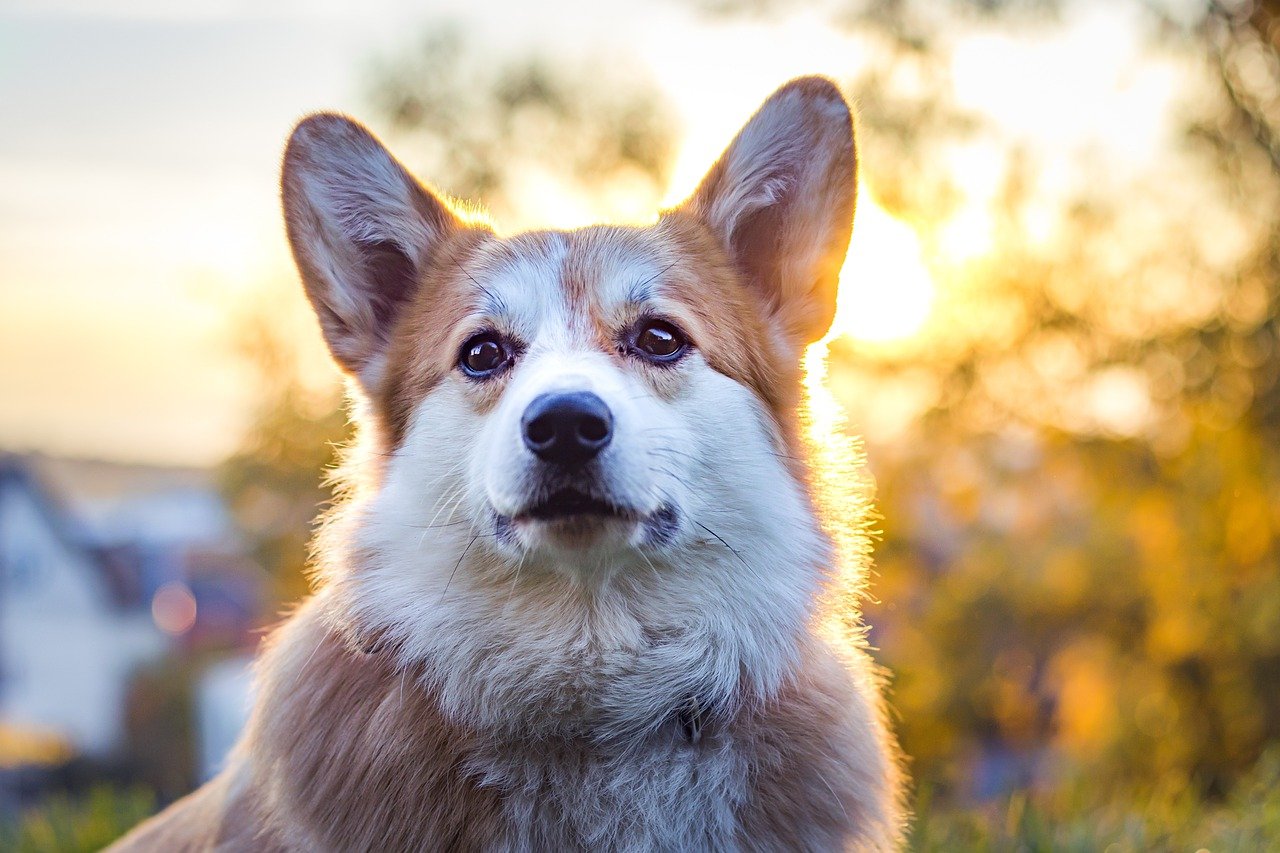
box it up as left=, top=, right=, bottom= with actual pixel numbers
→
left=735, top=641, right=905, bottom=851
left=111, top=598, right=505, bottom=851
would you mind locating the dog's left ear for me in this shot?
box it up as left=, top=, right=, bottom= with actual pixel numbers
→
left=679, top=77, right=856, bottom=347
left=281, top=114, right=462, bottom=390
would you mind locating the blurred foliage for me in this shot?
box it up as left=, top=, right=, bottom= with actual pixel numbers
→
left=218, top=310, right=348, bottom=605
left=0, top=785, right=154, bottom=853
left=368, top=27, right=676, bottom=223
left=868, top=417, right=1280, bottom=800
left=693, top=0, right=1280, bottom=815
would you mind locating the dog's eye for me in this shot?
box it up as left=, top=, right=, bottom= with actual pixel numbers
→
left=460, top=332, right=512, bottom=377
left=634, top=320, right=688, bottom=362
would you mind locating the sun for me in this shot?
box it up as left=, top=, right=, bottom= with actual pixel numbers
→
left=828, top=195, right=936, bottom=346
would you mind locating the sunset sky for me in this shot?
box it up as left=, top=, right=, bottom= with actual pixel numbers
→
left=0, top=0, right=1184, bottom=465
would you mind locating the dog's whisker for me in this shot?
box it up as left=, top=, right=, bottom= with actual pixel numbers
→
left=692, top=520, right=752, bottom=572
left=634, top=260, right=677, bottom=291
left=636, top=548, right=663, bottom=586
left=649, top=446, right=703, bottom=464
left=439, top=533, right=481, bottom=602
left=650, top=465, right=695, bottom=491
left=503, top=552, right=527, bottom=614
left=403, top=519, right=470, bottom=530
left=422, top=478, right=470, bottom=530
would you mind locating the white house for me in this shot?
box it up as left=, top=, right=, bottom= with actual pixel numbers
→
left=195, top=652, right=255, bottom=782
left=0, top=455, right=166, bottom=762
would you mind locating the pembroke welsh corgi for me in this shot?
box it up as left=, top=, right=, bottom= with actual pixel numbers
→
left=113, top=76, right=903, bottom=851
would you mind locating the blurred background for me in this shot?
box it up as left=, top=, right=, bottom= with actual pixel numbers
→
left=2, top=0, right=1279, bottom=848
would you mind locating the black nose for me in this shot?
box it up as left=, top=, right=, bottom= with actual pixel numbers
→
left=522, top=392, right=613, bottom=466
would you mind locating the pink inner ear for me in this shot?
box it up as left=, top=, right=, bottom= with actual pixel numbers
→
left=352, top=239, right=419, bottom=342
left=726, top=198, right=788, bottom=313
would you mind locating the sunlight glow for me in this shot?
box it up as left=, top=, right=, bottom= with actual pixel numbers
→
left=936, top=204, right=997, bottom=261
left=801, top=337, right=875, bottom=640
left=832, top=196, right=936, bottom=344
left=799, top=197, right=937, bottom=633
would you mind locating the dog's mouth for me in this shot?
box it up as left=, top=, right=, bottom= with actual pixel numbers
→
left=520, top=488, right=637, bottom=522
left=495, top=490, right=679, bottom=552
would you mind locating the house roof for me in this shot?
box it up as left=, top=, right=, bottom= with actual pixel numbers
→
left=0, top=453, right=146, bottom=609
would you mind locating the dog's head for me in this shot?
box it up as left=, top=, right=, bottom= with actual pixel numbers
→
left=285, top=77, right=854, bottom=597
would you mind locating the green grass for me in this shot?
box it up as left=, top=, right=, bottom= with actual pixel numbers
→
left=912, top=753, right=1280, bottom=851
left=0, top=785, right=154, bottom=853
left=6, top=756, right=1280, bottom=851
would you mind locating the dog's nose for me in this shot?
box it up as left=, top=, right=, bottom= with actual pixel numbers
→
left=521, top=392, right=613, bottom=466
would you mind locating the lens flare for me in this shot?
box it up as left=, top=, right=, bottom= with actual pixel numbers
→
left=152, top=581, right=198, bottom=636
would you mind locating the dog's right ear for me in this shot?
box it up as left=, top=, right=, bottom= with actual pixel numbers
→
left=282, top=114, right=460, bottom=390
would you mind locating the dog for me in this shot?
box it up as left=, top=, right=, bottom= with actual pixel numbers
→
left=111, top=76, right=903, bottom=851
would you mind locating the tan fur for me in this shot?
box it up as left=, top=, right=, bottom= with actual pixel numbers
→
left=107, top=762, right=281, bottom=851
left=684, top=77, right=856, bottom=347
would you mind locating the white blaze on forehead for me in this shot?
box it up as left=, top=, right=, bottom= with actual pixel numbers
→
left=566, top=229, right=675, bottom=311
left=506, top=348, right=628, bottom=401
left=470, top=232, right=572, bottom=338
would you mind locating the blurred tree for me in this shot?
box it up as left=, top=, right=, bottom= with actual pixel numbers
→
left=218, top=310, right=347, bottom=605
left=368, top=27, right=676, bottom=224
left=123, top=658, right=200, bottom=802
left=217, top=30, right=677, bottom=605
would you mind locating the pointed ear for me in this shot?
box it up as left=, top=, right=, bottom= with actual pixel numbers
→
left=281, top=114, right=461, bottom=389
left=680, top=77, right=856, bottom=346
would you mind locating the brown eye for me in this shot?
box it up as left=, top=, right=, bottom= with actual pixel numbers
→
left=634, top=320, right=688, bottom=363
left=460, top=333, right=511, bottom=377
